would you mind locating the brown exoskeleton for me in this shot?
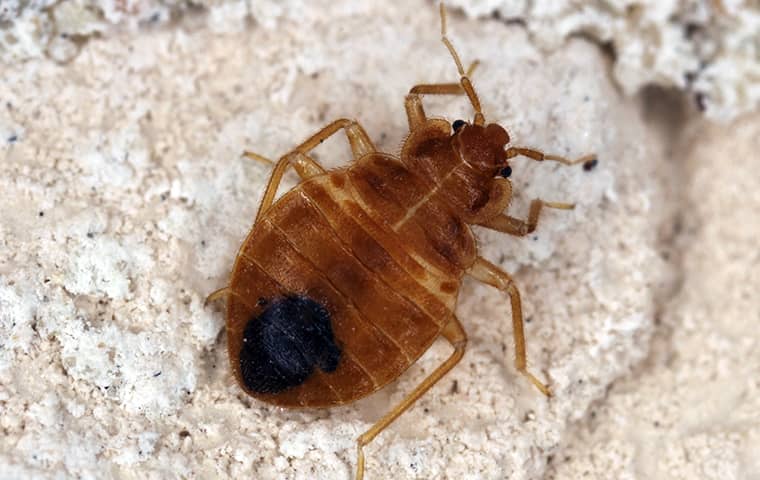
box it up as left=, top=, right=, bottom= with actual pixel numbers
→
left=207, top=4, right=596, bottom=479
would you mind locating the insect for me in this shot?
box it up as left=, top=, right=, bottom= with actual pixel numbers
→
left=207, top=4, right=596, bottom=479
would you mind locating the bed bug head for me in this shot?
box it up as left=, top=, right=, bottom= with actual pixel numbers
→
left=452, top=121, right=511, bottom=176
left=395, top=4, right=515, bottom=224
left=442, top=118, right=514, bottom=224
left=440, top=5, right=513, bottom=182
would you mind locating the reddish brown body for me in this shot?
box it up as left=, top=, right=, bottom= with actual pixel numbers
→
left=209, top=5, right=594, bottom=479
left=226, top=119, right=511, bottom=407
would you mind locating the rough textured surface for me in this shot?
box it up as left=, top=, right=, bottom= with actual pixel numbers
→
left=2, top=1, right=759, bottom=120
left=451, top=0, right=760, bottom=122
left=546, top=114, right=760, bottom=480
left=0, top=0, right=755, bottom=479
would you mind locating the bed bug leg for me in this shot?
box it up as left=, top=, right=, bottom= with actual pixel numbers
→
left=465, top=60, right=480, bottom=77
left=295, top=118, right=376, bottom=159
left=467, top=257, right=552, bottom=397
left=439, top=3, right=486, bottom=126
left=405, top=85, right=461, bottom=130
left=405, top=61, right=477, bottom=132
left=480, top=147, right=595, bottom=234
left=251, top=119, right=376, bottom=223
left=406, top=4, right=486, bottom=130
left=506, top=147, right=597, bottom=168
left=355, top=317, right=467, bottom=480
left=204, top=287, right=230, bottom=306
left=207, top=150, right=330, bottom=309
left=252, top=156, right=301, bottom=223
left=252, top=152, right=328, bottom=223
left=242, top=151, right=275, bottom=165
left=408, top=59, right=479, bottom=98
left=477, top=199, right=574, bottom=236
left=209, top=152, right=332, bottom=306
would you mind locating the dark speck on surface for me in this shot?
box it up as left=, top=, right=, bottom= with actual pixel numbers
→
left=695, top=92, right=708, bottom=112
left=450, top=379, right=459, bottom=394
left=583, top=158, right=599, bottom=171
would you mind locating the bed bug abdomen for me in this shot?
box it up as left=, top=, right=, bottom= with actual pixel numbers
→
left=239, top=295, right=341, bottom=394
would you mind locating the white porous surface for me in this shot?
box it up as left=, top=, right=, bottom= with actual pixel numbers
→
left=450, top=0, right=760, bottom=122
left=546, top=115, right=760, bottom=480
left=1, top=1, right=759, bottom=121
left=0, top=0, right=756, bottom=479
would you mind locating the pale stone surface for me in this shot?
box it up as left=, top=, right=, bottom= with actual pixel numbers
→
left=452, top=0, right=760, bottom=122
left=1, top=0, right=753, bottom=479
left=546, top=115, right=760, bottom=480
left=2, top=1, right=758, bottom=120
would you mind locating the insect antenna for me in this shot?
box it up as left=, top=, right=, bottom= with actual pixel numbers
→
left=440, top=3, right=485, bottom=126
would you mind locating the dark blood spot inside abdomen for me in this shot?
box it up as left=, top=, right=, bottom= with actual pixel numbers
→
left=239, top=295, right=341, bottom=394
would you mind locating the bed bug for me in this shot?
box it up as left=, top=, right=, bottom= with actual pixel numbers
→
left=206, top=4, right=596, bottom=479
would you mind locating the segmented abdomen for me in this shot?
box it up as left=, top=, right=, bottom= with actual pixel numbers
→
left=227, top=162, right=465, bottom=407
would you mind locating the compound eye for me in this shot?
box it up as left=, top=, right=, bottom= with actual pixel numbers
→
left=452, top=119, right=466, bottom=132
left=499, top=166, right=512, bottom=178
